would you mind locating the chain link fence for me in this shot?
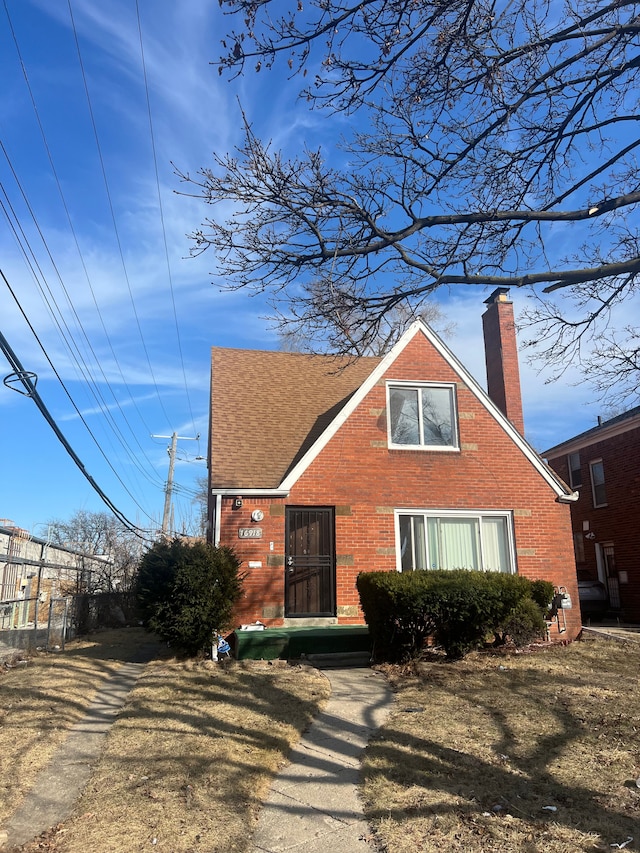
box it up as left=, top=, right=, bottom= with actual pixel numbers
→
left=0, top=591, right=139, bottom=659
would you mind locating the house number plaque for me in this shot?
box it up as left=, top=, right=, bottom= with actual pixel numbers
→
left=238, top=527, right=263, bottom=539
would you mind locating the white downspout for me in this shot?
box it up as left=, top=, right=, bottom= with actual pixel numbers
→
left=214, top=493, right=222, bottom=547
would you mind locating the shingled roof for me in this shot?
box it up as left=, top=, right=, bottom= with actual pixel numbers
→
left=209, top=348, right=381, bottom=489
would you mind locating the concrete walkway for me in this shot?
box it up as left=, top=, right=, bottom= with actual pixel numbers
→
left=0, top=658, right=392, bottom=853
left=249, top=667, right=393, bottom=853
left=0, top=655, right=153, bottom=850
left=582, top=624, right=640, bottom=643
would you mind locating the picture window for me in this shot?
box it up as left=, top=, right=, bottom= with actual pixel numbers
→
left=396, top=510, right=514, bottom=574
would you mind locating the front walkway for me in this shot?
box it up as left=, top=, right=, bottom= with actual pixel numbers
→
left=0, top=648, right=157, bottom=850
left=582, top=623, right=640, bottom=643
left=249, top=667, right=392, bottom=853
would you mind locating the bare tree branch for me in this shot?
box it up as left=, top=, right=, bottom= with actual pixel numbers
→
left=179, top=0, right=640, bottom=405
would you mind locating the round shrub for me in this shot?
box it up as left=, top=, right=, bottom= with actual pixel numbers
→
left=357, top=569, right=555, bottom=660
left=136, top=539, right=244, bottom=655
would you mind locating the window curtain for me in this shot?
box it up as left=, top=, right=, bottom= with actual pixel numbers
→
left=480, top=517, right=509, bottom=572
left=399, top=513, right=511, bottom=573
left=430, top=517, right=479, bottom=570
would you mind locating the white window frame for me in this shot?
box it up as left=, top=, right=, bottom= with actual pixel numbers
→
left=386, top=381, right=459, bottom=451
left=394, top=509, right=516, bottom=574
left=589, top=459, right=607, bottom=508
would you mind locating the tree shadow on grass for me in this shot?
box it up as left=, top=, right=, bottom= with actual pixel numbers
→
left=2, top=659, right=332, bottom=852
left=362, top=650, right=640, bottom=850
left=61, top=626, right=166, bottom=663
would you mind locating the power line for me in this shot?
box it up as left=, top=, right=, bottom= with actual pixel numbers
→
left=1, top=4, right=205, bottom=529
left=66, top=0, right=174, bottom=429
left=0, top=325, right=151, bottom=540
left=0, top=154, right=165, bottom=495
left=1, top=0, right=187, bottom=505
left=0, top=266, right=157, bottom=524
left=2, top=0, right=164, bottom=448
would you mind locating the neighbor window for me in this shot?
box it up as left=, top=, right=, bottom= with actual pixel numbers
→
left=388, top=383, right=458, bottom=449
left=396, top=511, right=514, bottom=573
left=567, top=451, right=582, bottom=489
left=590, top=459, right=607, bottom=507
left=573, top=532, right=585, bottom=564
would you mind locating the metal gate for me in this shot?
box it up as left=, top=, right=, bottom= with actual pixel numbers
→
left=285, top=508, right=335, bottom=617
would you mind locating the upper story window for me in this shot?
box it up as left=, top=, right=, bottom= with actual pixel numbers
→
left=590, top=459, right=607, bottom=507
left=388, top=382, right=458, bottom=450
left=567, top=451, right=582, bottom=489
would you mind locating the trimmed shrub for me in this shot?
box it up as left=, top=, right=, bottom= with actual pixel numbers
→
left=356, top=570, right=438, bottom=660
left=357, top=569, right=552, bottom=660
left=530, top=579, right=556, bottom=613
left=136, top=539, right=244, bottom=655
left=498, top=597, right=548, bottom=647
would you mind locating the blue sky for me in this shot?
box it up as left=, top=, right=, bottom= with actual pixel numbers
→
left=0, top=0, right=609, bottom=539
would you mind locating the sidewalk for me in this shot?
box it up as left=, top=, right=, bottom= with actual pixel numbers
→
left=582, top=622, right=640, bottom=643
left=249, top=666, right=393, bottom=853
left=0, top=643, right=159, bottom=851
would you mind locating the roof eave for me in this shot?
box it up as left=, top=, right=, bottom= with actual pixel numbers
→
left=211, top=487, right=290, bottom=497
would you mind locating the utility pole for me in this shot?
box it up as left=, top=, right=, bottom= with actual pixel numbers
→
left=151, top=433, right=199, bottom=536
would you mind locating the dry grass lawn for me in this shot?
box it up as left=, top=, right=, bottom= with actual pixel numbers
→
left=5, top=628, right=639, bottom=853
left=362, top=635, right=640, bottom=853
left=0, top=629, right=330, bottom=853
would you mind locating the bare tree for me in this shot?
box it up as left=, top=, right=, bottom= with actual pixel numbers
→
left=178, top=0, right=640, bottom=404
left=47, top=510, right=143, bottom=592
left=192, top=475, right=209, bottom=537
left=278, top=300, right=455, bottom=355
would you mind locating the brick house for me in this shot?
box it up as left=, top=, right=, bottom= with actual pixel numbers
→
left=544, top=407, right=640, bottom=623
left=208, top=290, right=581, bottom=641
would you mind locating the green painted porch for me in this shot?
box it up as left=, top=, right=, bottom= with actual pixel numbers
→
left=232, top=625, right=371, bottom=661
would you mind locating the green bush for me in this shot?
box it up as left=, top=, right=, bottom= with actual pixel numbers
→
left=356, top=569, right=552, bottom=660
left=497, top=597, right=548, bottom=647
left=529, top=579, right=556, bottom=613
left=356, top=571, right=439, bottom=659
left=136, top=539, right=244, bottom=655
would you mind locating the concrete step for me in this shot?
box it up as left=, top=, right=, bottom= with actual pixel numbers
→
left=304, top=650, right=372, bottom=668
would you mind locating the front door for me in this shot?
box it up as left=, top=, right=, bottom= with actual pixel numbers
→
left=285, top=507, right=335, bottom=617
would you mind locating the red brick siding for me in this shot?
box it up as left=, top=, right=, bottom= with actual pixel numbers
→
left=547, top=425, right=640, bottom=622
left=221, top=334, right=579, bottom=638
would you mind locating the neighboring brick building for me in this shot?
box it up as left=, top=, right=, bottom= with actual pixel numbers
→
left=544, top=407, right=640, bottom=623
left=208, top=289, right=581, bottom=640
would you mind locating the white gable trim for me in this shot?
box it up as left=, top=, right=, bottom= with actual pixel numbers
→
left=279, top=320, right=576, bottom=502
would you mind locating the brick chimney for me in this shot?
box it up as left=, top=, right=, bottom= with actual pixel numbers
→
left=482, top=288, right=525, bottom=434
